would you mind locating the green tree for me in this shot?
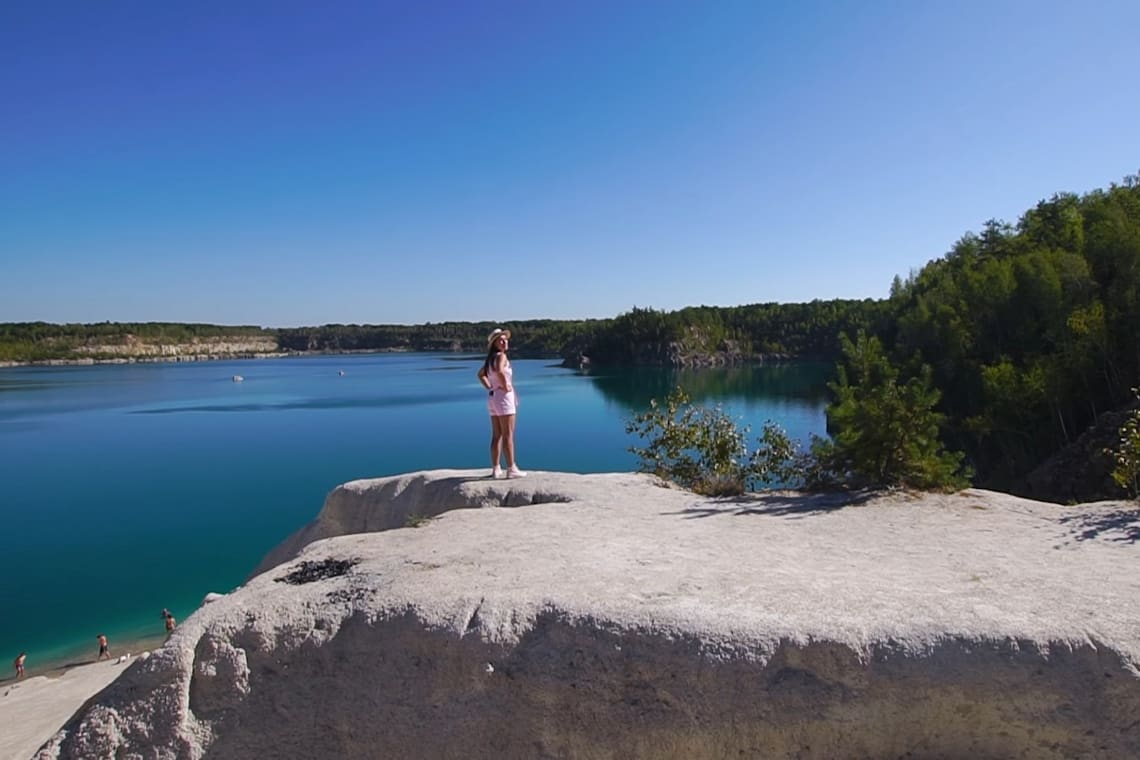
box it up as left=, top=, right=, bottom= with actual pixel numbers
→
left=819, top=331, right=968, bottom=490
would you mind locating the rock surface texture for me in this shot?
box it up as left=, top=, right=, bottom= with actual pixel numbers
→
left=38, top=470, right=1140, bottom=759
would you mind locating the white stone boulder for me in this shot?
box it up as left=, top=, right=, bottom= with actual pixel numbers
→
left=37, top=470, right=1140, bottom=759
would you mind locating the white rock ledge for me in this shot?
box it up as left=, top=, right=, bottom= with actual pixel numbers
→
left=37, top=469, right=1140, bottom=759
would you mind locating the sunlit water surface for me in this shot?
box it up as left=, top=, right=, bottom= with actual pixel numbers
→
left=0, top=354, right=829, bottom=674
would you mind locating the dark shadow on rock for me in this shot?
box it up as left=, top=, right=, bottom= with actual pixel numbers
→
left=664, top=490, right=878, bottom=520
left=1059, top=507, right=1140, bottom=544
left=275, top=558, right=360, bottom=585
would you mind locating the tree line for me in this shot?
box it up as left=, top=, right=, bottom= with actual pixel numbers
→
left=0, top=300, right=897, bottom=365
left=0, top=299, right=893, bottom=365
left=0, top=320, right=603, bottom=362
left=578, top=300, right=896, bottom=364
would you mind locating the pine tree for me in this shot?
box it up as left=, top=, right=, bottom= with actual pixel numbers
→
left=820, top=331, right=969, bottom=490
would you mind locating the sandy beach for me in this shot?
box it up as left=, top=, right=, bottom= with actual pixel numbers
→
left=0, top=651, right=152, bottom=760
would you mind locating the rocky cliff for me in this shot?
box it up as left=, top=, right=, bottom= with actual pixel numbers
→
left=72, top=336, right=280, bottom=360
left=38, top=471, right=1140, bottom=759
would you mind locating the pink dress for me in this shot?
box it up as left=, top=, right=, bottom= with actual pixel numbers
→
left=487, top=358, right=517, bottom=416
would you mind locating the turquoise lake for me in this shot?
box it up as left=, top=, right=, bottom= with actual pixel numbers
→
left=0, top=353, right=831, bottom=676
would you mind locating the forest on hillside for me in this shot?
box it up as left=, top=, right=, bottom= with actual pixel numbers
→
left=882, top=175, right=1140, bottom=492
left=582, top=174, right=1140, bottom=494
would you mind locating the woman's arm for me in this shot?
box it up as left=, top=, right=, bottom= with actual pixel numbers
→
left=494, top=354, right=513, bottom=393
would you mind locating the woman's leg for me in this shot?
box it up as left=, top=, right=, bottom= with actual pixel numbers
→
left=490, top=415, right=505, bottom=473
left=502, top=414, right=519, bottom=469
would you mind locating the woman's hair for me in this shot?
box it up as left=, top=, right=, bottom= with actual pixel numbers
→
left=482, top=345, right=502, bottom=376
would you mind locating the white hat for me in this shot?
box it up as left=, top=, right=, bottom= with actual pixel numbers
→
left=486, top=328, right=511, bottom=348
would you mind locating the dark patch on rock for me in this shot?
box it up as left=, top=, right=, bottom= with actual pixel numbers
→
left=326, top=586, right=374, bottom=604
left=498, top=490, right=574, bottom=508
left=275, top=558, right=358, bottom=585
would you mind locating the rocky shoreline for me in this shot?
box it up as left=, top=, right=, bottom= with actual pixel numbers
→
left=0, top=347, right=433, bottom=369
left=0, top=353, right=288, bottom=368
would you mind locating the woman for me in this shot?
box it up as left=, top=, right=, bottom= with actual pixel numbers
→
left=478, top=328, right=526, bottom=479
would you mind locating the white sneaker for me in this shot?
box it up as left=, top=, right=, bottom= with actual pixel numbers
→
left=491, top=467, right=503, bottom=479
left=507, top=467, right=526, bottom=479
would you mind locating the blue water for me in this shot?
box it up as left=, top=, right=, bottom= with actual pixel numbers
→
left=0, top=354, right=830, bottom=676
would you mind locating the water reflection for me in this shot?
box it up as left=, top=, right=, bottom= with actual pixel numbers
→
left=583, top=361, right=834, bottom=412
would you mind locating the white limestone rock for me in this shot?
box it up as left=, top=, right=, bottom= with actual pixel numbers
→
left=37, top=470, right=1140, bottom=759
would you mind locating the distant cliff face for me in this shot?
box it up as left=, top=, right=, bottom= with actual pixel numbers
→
left=40, top=471, right=1140, bottom=759
left=73, top=335, right=280, bottom=359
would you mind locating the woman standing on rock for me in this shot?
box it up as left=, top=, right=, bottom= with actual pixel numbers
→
left=477, top=328, right=526, bottom=479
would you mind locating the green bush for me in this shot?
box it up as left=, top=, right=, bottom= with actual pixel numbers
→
left=404, top=513, right=434, bottom=528
left=625, top=387, right=800, bottom=496
left=1106, top=388, right=1140, bottom=499
left=626, top=332, right=974, bottom=496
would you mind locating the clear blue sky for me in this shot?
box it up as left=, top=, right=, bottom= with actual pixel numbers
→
left=3, top=0, right=1138, bottom=327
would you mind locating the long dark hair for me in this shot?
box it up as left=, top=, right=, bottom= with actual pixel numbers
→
left=482, top=345, right=503, bottom=375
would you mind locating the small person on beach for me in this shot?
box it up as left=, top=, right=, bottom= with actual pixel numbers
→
left=477, top=328, right=525, bottom=479
left=97, top=634, right=110, bottom=661
left=164, top=610, right=176, bottom=635
left=14, top=652, right=26, bottom=679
